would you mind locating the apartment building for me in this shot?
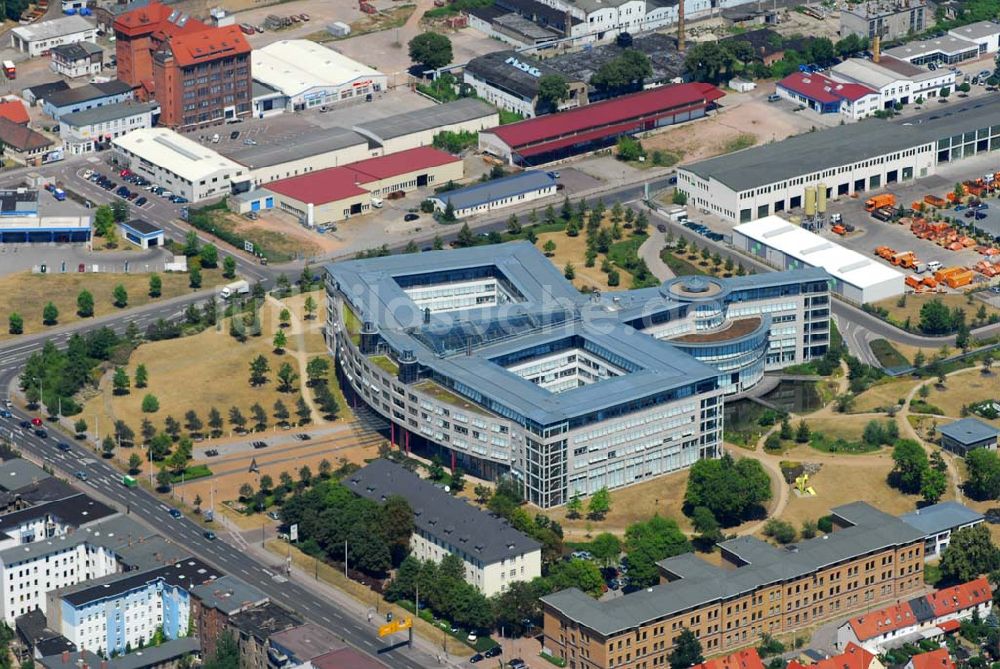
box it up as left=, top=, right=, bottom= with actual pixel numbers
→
left=347, top=459, right=541, bottom=596
left=59, top=102, right=159, bottom=156
left=47, top=558, right=221, bottom=656
left=541, top=503, right=926, bottom=669
left=327, top=242, right=829, bottom=508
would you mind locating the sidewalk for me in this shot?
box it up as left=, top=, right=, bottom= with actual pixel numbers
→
left=217, top=513, right=469, bottom=668
left=639, top=229, right=674, bottom=281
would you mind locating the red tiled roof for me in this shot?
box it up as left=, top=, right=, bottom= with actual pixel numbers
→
left=164, top=25, right=250, bottom=68
left=938, top=620, right=961, bottom=633
left=909, top=649, right=955, bottom=669
left=926, top=577, right=992, bottom=618
left=692, top=648, right=766, bottom=669
left=267, top=147, right=461, bottom=205
left=347, top=146, right=459, bottom=180
left=486, top=82, right=724, bottom=149
left=778, top=72, right=876, bottom=104
left=789, top=643, right=876, bottom=669
left=0, top=100, right=29, bottom=125
left=114, top=1, right=207, bottom=36
left=847, top=602, right=917, bottom=641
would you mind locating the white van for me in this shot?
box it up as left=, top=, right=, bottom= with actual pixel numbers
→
left=211, top=133, right=220, bottom=143
left=371, top=197, right=384, bottom=208
left=927, top=260, right=942, bottom=272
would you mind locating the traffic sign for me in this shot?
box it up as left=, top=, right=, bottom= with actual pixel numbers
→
left=244, top=240, right=254, bottom=253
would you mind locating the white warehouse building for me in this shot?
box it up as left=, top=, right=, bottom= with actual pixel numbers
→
left=677, top=97, right=1000, bottom=225
left=251, top=40, right=387, bottom=112
left=112, top=128, right=246, bottom=202
left=733, top=216, right=904, bottom=304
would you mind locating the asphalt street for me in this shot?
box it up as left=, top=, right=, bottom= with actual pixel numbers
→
left=0, top=365, right=436, bottom=668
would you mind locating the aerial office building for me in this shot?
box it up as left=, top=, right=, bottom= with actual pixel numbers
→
left=326, top=242, right=829, bottom=507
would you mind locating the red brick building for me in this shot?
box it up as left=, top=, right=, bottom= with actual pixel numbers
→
left=114, top=1, right=251, bottom=129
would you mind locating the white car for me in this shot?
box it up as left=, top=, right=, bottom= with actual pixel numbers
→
left=82, top=169, right=93, bottom=179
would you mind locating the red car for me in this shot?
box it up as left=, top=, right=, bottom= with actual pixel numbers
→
left=119, top=169, right=133, bottom=177
left=30, top=417, right=42, bottom=426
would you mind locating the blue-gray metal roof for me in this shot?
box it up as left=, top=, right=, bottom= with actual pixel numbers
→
left=899, top=501, right=984, bottom=536
left=542, top=502, right=924, bottom=637
left=432, top=171, right=556, bottom=211
left=938, top=417, right=1000, bottom=445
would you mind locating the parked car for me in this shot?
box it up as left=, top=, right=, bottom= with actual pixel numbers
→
left=268, top=511, right=281, bottom=521
left=205, top=449, right=219, bottom=457
left=484, top=647, right=501, bottom=658
left=657, top=223, right=667, bottom=232
left=230, top=130, right=240, bottom=140
left=767, top=94, right=781, bottom=102
left=404, top=213, right=419, bottom=221
left=470, top=654, right=484, bottom=664
left=136, top=197, right=147, bottom=207
left=299, top=13, right=309, bottom=20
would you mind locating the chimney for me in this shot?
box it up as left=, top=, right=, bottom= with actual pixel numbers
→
left=678, top=0, right=686, bottom=50
left=873, top=33, right=881, bottom=62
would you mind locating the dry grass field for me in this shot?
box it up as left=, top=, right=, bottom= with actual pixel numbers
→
left=922, top=371, right=1000, bottom=424
left=536, top=227, right=635, bottom=292
left=0, top=270, right=222, bottom=339
left=873, top=292, right=1000, bottom=329
left=851, top=378, right=914, bottom=413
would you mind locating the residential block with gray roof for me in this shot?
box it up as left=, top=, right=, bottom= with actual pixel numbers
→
left=900, top=501, right=984, bottom=560
left=541, top=502, right=927, bottom=669
left=348, top=459, right=541, bottom=596
left=327, top=242, right=830, bottom=509
left=938, top=417, right=999, bottom=456
left=678, top=96, right=1000, bottom=224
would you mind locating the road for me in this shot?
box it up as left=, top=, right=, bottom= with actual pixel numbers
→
left=0, top=324, right=439, bottom=668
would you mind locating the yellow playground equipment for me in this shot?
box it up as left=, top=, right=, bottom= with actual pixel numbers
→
left=794, top=473, right=816, bottom=496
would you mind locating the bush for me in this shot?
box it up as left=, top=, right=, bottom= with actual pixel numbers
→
left=817, top=515, right=833, bottom=533
left=141, top=394, right=160, bottom=413
left=763, top=519, right=797, bottom=544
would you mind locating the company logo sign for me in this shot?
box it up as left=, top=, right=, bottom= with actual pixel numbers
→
left=506, top=56, right=541, bottom=77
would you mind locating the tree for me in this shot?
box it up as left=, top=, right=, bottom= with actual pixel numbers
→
left=890, top=439, right=929, bottom=494
left=273, top=329, right=287, bottom=353
left=250, top=403, right=267, bottom=431
left=921, top=468, right=948, bottom=504
left=141, top=394, right=159, bottom=413
left=564, top=262, right=575, bottom=280
left=591, top=49, right=653, bottom=91
left=207, top=407, right=223, bottom=437
left=669, top=629, right=704, bottom=669
left=543, top=239, right=556, bottom=256
left=222, top=256, right=237, bottom=279
left=94, top=205, right=115, bottom=236
left=566, top=494, right=583, bottom=519
left=279, top=309, right=291, bottom=329
left=111, top=199, right=129, bottom=223
left=685, top=453, right=772, bottom=525
left=128, top=453, right=142, bottom=475
left=113, top=367, right=130, bottom=395
left=296, top=396, right=311, bottom=424
left=189, top=266, right=202, bottom=289
left=147, top=274, right=162, bottom=298
left=547, top=559, right=604, bottom=597
left=249, top=355, right=269, bottom=386
left=304, top=295, right=318, bottom=320
left=77, top=290, right=94, bottom=317
left=134, top=364, right=148, bottom=388
left=306, top=357, right=330, bottom=386
left=141, top=418, right=156, bottom=444
left=587, top=487, right=611, bottom=520
left=691, top=505, right=723, bottom=548
left=42, top=302, right=58, bottom=326
left=155, top=468, right=172, bottom=492
left=408, top=32, right=452, bottom=70
left=920, top=298, right=955, bottom=335
left=149, top=433, right=171, bottom=460
left=763, top=519, right=797, bottom=544
left=626, top=515, right=691, bottom=587
left=536, top=74, right=568, bottom=113
left=590, top=532, right=622, bottom=566
left=276, top=362, right=298, bottom=392
left=454, top=221, right=474, bottom=247
left=185, top=410, right=203, bottom=437
left=164, top=415, right=181, bottom=440
left=74, top=418, right=87, bottom=437
left=238, top=483, right=253, bottom=502
left=229, top=406, right=247, bottom=432
left=795, top=419, right=811, bottom=443
left=200, top=243, right=218, bottom=268
left=684, top=41, right=737, bottom=83
left=939, top=525, right=1000, bottom=585
left=966, top=448, right=1000, bottom=500
left=112, top=284, right=128, bottom=308
left=617, top=135, right=644, bottom=161
left=273, top=399, right=290, bottom=425
left=8, top=312, right=22, bottom=335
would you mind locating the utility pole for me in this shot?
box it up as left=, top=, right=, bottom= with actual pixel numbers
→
left=344, top=539, right=348, bottom=578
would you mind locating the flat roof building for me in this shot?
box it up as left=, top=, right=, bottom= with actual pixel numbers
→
left=11, top=15, right=97, bottom=57
left=885, top=35, right=980, bottom=65
left=677, top=97, right=1000, bottom=224
left=839, top=0, right=926, bottom=41
left=733, top=216, right=904, bottom=304
left=327, top=242, right=830, bottom=507
left=252, top=40, right=386, bottom=112
left=118, top=219, right=163, bottom=248
left=349, top=459, right=541, bottom=595
left=42, top=80, right=134, bottom=121
left=947, top=20, right=1000, bottom=55
left=59, top=101, right=159, bottom=156
left=900, top=501, right=984, bottom=560
left=463, top=50, right=589, bottom=119
left=429, top=170, right=557, bottom=218
left=938, top=417, right=1000, bottom=456
left=189, top=575, right=268, bottom=659
left=480, top=82, right=723, bottom=165
left=353, top=98, right=499, bottom=154
left=112, top=128, right=246, bottom=202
